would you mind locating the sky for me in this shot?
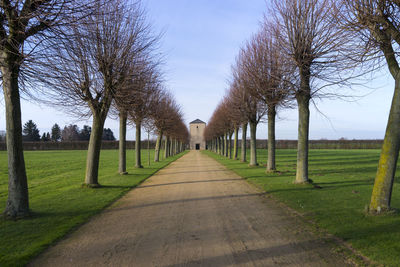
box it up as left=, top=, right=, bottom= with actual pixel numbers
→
left=0, top=0, right=395, bottom=140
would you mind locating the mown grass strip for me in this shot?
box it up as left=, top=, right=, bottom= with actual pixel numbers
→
left=204, top=149, right=400, bottom=267
left=0, top=149, right=186, bottom=267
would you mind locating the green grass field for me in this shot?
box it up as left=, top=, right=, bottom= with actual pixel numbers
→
left=204, top=149, right=400, bottom=266
left=0, top=149, right=185, bottom=267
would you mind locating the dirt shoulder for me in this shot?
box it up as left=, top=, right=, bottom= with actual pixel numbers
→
left=30, top=151, right=352, bottom=267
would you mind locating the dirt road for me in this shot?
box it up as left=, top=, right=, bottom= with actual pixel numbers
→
left=30, top=151, right=350, bottom=267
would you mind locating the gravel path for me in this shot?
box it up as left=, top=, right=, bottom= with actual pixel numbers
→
left=30, top=151, right=351, bottom=267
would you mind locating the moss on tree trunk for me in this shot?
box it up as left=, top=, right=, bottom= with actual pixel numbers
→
left=369, top=79, right=400, bottom=212
left=2, top=65, right=29, bottom=218
left=118, top=112, right=127, bottom=174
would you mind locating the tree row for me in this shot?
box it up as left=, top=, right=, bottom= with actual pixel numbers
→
left=19, top=121, right=115, bottom=142
left=205, top=0, right=400, bottom=215
left=1, top=0, right=188, bottom=219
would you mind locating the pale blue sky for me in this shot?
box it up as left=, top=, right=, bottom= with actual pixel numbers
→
left=0, top=0, right=394, bottom=140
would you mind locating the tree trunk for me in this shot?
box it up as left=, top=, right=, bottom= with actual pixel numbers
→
left=169, top=137, right=173, bottom=156
left=267, top=107, right=276, bottom=172
left=171, top=138, right=174, bottom=156
left=2, top=65, right=29, bottom=218
left=234, top=127, right=239, bottom=160
left=295, top=92, right=310, bottom=183
left=147, top=132, right=150, bottom=166
left=135, top=122, right=143, bottom=168
left=249, top=121, right=258, bottom=166
left=85, top=113, right=105, bottom=186
left=369, top=78, right=400, bottom=212
left=241, top=123, right=247, bottom=162
left=221, top=136, right=224, bottom=156
left=164, top=137, right=169, bottom=158
left=118, top=112, right=127, bottom=174
left=228, top=132, right=232, bottom=159
left=154, top=131, right=163, bottom=162
left=224, top=133, right=228, bottom=157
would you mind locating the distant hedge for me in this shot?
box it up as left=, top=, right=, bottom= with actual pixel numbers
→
left=278, top=139, right=382, bottom=149
left=252, top=139, right=383, bottom=149
left=0, top=139, right=383, bottom=151
left=235, top=139, right=383, bottom=150
left=0, top=140, right=157, bottom=151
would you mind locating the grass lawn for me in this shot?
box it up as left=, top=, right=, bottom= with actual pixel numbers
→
left=204, top=149, right=400, bottom=266
left=0, top=149, right=186, bottom=267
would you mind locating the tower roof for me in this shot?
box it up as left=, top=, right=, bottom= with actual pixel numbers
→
left=190, top=119, right=206, bottom=124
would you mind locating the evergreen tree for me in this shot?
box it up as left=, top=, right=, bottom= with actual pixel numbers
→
left=41, top=132, right=51, bottom=142
left=23, top=120, right=40, bottom=141
left=102, top=128, right=116, bottom=141
left=0, top=131, right=5, bottom=142
left=51, top=123, right=61, bottom=142
left=79, top=125, right=92, bottom=141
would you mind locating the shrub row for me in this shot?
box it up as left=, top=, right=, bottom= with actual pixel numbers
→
left=0, top=140, right=158, bottom=151
left=0, top=139, right=382, bottom=151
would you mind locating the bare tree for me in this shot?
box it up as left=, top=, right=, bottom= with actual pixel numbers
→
left=231, top=52, right=267, bottom=166
left=215, top=97, right=235, bottom=159
left=241, top=25, right=292, bottom=172
left=142, top=117, right=155, bottom=166
left=0, top=0, right=99, bottom=218
left=62, top=125, right=80, bottom=141
left=205, top=90, right=250, bottom=163
left=112, top=56, right=159, bottom=174
left=206, top=85, right=250, bottom=162
left=225, top=92, right=244, bottom=160
left=271, top=0, right=350, bottom=183
left=128, top=66, right=162, bottom=168
left=151, top=92, right=178, bottom=162
left=112, top=59, right=142, bottom=175
left=205, top=102, right=228, bottom=157
left=340, top=0, right=400, bottom=213
left=163, top=103, right=184, bottom=158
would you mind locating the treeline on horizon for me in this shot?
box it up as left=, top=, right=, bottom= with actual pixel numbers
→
left=0, top=120, right=116, bottom=142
